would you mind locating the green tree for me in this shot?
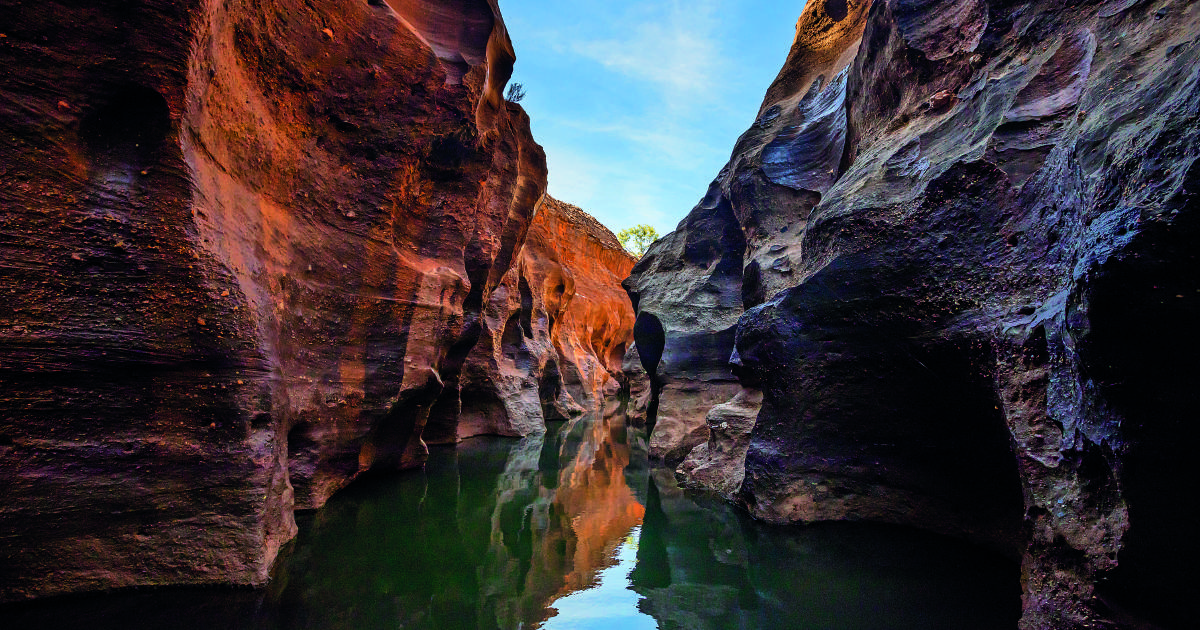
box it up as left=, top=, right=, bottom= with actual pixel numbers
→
left=617, top=224, right=659, bottom=258
left=505, top=82, right=526, bottom=103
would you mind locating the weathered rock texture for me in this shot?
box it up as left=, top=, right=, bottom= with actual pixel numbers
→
left=627, top=0, right=1200, bottom=628
left=0, top=0, right=630, bottom=603
left=436, top=195, right=637, bottom=442
left=621, top=182, right=746, bottom=464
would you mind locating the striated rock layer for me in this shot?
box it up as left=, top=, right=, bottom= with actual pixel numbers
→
left=627, top=0, right=1200, bottom=628
left=0, top=0, right=630, bottom=603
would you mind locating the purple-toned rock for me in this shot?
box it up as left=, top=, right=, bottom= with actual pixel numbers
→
left=628, top=0, right=1200, bottom=627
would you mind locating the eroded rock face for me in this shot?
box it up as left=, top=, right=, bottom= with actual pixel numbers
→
left=432, top=196, right=637, bottom=442
left=628, top=0, right=1200, bottom=627
left=0, top=0, right=568, bottom=602
left=676, top=387, right=762, bottom=497
left=622, top=183, right=746, bottom=464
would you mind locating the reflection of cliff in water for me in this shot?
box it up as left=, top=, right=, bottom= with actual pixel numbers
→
left=1, top=411, right=647, bottom=630
left=1, top=406, right=1021, bottom=630
left=266, top=410, right=644, bottom=630
left=631, top=468, right=1020, bottom=630
left=481, top=411, right=645, bottom=628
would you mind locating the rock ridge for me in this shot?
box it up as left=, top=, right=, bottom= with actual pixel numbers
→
left=626, top=0, right=1200, bottom=628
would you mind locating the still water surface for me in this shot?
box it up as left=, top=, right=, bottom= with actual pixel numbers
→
left=4, top=411, right=1020, bottom=629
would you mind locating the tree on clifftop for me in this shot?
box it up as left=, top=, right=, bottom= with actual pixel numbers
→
left=618, top=224, right=659, bottom=258
left=505, top=82, right=526, bottom=103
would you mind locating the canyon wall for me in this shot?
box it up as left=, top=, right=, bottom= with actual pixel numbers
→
left=0, top=0, right=631, bottom=602
left=627, top=0, right=1200, bottom=628
left=441, top=196, right=637, bottom=442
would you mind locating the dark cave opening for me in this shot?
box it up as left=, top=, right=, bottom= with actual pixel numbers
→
left=540, top=359, right=564, bottom=421
left=824, top=0, right=849, bottom=22
left=286, top=423, right=318, bottom=475
left=742, top=260, right=766, bottom=309
left=501, top=313, right=524, bottom=360
left=748, top=293, right=1028, bottom=558
left=423, top=311, right=485, bottom=445
left=518, top=276, right=535, bottom=339
left=1083, top=210, right=1200, bottom=629
left=458, top=385, right=508, bottom=437
left=633, top=312, right=666, bottom=430
left=887, top=337, right=1028, bottom=549
left=423, top=387, right=461, bottom=446
left=633, top=313, right=665, bottom=376
left=80, top=84, right=171, bottom=168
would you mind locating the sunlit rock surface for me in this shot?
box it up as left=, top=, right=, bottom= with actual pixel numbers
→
left=676, top=387, right=762, bottom=497
left=432, top=196, right=637, bottom=442
left=0, top=0, right=642, bottom=601
left=627, top=0, right=1200, bottom=627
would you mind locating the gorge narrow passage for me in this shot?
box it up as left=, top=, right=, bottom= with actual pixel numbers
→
left=3, top=0, right=1198, bottom=627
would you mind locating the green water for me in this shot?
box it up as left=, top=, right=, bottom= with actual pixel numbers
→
left=2, top=411, right=1020, bottom=629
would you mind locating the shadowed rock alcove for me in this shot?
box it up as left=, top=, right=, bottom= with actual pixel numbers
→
left=1083, top=188, right=1200, bottom=627
left=633, top=312, right=666, bottom=430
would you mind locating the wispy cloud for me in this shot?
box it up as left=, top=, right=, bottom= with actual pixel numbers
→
left=569, top=0, right=726, bottom=115
left=544, top=148, right=674, bottom=232
left=545, top=114, right=727, bottom=172
left=534, top=0, right=738, bottom=221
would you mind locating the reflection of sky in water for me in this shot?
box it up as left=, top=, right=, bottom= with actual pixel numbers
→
left=541, top=527, right=658, bottom=630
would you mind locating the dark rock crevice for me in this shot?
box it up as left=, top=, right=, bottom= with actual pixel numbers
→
left=1079, top=201, right=1200, bottom=628
left=632, top=312, right=666, bottom=433
left=439, top=195, right=637, bottom=441
left=81, top=84, right=173, bottom=170
left=623, top=183, right=746, bottom=464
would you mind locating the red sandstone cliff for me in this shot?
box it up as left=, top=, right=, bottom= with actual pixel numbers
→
left=0, top=0, right=629, bottom=602
left=445, top=196, right=637, bottom=441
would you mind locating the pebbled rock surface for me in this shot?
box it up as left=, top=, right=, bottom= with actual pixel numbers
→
left=0, top=0, right=625, bottom=603
left=627, top=0, right=1200, bottom=627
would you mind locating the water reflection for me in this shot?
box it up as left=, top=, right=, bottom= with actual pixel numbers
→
left=1, top=409, right=1019, bottom=630
left=631, top=469, right=1019, bottom=630
left=269, top=411, right=645, bottom=630
left=543, top=529, right=656, bottom=630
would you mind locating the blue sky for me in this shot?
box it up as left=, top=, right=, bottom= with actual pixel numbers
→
left=501, top=0, right=808, bottom=236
